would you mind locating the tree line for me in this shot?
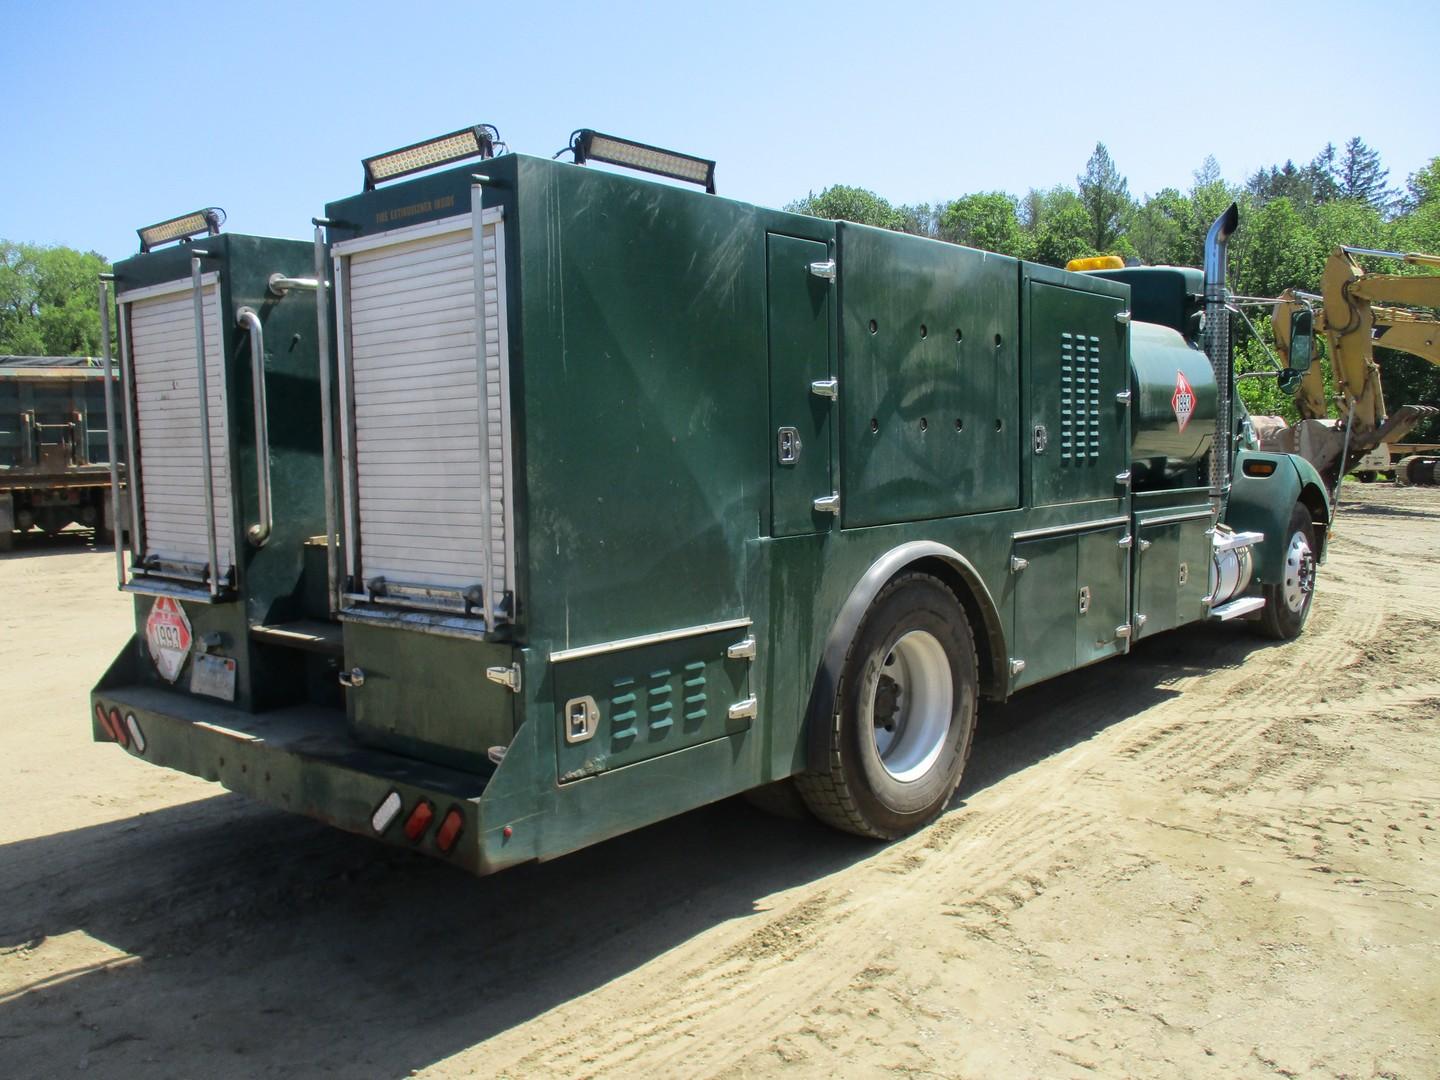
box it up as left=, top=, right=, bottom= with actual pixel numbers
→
left=2, top=140, right=1437, bottom=434
left=788, top=138, right=1440, bottom=433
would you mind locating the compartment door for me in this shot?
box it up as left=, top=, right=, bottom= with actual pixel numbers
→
left=1134, top=522, right=1181, bottom=639
left=767, top=234, right=833, bottom=537
left=1026, top=281, right=1129, bottom=507
left=554, top=626, right=754, bottom=782
left=1076, top=525, right=1130, bottom=666
left=1011, top=534, right=1078, bottom=690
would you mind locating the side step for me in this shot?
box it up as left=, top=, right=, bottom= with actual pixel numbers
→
left=1209, top=596, right=1265, bottom=621
left=249, top=619, right=343, bottom=656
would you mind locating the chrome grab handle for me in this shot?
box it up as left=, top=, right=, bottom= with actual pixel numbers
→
left=236, top=306, right=273, bottom=546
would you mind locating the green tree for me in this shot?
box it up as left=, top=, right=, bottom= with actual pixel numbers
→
left=1126, top=188, right=1191, bottom=267
left=1336, top=136, right=1391, bottom=210
left=785, top=186, right=910, bottom=231
left=0, top=242, right=111, bottom=356
left=1232, top=197, right=1317, bottom=300
left=1307, top=143, right=1341, bottom=204
left=936, top=192, right=1030, bottom=257
left=1076, top=142, right=1130, bottom=253
left=1402, top=157, right=1440, bottom=212
left=1031, top=204, right=1096, bottom=267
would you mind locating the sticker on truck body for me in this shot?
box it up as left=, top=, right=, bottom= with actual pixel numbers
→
left=190, top=653, right=237, bottom=702
left=1172, top=371, right=1196, bottom=434
left=145, top=597, right=192, bottom=683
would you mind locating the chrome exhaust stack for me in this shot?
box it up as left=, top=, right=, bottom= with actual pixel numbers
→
left=1203, top=203, right=1239, bottom=506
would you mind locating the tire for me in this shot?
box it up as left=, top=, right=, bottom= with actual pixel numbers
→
left=0, top=531, right=13, bottom=554
left=1258, top=504, right=1318, bottom=640
left=796, top=573, right=978, bottom=840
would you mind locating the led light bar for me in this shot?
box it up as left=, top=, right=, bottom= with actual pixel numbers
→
left=137, top=207, right=224, bottom=252
left=573, top=129, right=716, bottom=194
left=362, top=125, right=497, bottom=190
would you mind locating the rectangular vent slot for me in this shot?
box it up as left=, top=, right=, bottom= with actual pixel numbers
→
left=1059, top=332, right=1102, bottom=463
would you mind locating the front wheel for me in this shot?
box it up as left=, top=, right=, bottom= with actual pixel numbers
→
left=797, top=574, right=978, bottom=840
left=1258, top=505, right=1317, bottom=640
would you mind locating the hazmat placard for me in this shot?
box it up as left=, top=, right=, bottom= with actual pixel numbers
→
left=1172, top=371, right=1196, bottom=433
left=145, top=596, right=192, bottom=683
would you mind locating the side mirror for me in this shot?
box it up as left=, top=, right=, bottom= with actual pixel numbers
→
left=1287, top=308, right=1315, bottom=373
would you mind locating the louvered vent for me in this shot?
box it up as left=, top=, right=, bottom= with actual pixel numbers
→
left=122, top=276, right=234, bottom=576
left=1059, top=331, right=1102, bottom=462
left=336, top=211, right=513, bottom=623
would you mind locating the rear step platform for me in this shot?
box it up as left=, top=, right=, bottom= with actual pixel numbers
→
left=91, top=683, right=489, bottom=871
left=249, top=619, right=344, bottom=656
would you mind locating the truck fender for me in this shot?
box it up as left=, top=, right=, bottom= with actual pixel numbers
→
left=1226, top=450, right=1332, bottom=584
left=803, top=541, right=1006, bottom=775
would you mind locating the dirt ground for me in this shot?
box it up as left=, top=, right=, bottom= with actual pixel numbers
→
left=1, top=483, right=1437, bottom=1079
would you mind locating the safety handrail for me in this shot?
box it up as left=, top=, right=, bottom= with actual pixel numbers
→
left=236, top=306, right=273, bottom=546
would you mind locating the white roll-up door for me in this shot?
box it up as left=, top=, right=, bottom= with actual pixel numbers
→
left=337, top=210, right=513, bottom=621
left=121, top=276, right=234, bottom=575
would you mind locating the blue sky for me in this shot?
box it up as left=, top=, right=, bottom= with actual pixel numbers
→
left=2, top=0, right=1436, bottom=261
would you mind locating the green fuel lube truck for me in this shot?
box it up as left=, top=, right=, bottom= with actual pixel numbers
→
left=90, top=128, right=1330, bottom=875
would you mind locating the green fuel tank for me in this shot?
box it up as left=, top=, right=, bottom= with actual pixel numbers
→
left=1128, top=319, right=1217, bottom=488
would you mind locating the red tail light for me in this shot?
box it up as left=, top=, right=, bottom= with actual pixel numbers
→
left=94, top=702, right=114, bottom=739
left=403, top=801, right=435, bottom=842
left=435, top=807, right=464, bottom=853
left=108, top=707, right=128, bottom=747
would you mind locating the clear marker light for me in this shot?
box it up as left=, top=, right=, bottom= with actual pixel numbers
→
left=125, top=713, right=146, bottom=755
left=371, top=791, right=403, bottom=834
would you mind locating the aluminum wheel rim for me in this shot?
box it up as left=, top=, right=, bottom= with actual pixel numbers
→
left=868, top=630, right=953, bottom=783
left=1282, top=529, right=1316, bottom=613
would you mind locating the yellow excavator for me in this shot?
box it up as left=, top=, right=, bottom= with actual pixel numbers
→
left=1258, top=245, right=1440, bottom=485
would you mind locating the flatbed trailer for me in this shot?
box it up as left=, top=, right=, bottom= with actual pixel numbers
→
left=90, top=130, right=1331, bottom=875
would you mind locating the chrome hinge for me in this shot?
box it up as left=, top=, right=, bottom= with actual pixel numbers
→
left=807, top=259, right=836, bottom=280
left=1139, top=538, right=1152, bottom=552
left=813, top=493, right=840, bottom=514
left=1135, top=613, right=1148, bottom=628
left=1118, top=534, right=1133, bottom=548
left=1033, top=423, right=1049, bottom=454
left=1115, top=389, right=1132, bottom=405
left=486, top=664, right=522, bottom=693
left=1115, top=624, right=1132, bottom=639
left=1008, top=658, right=1026, bottom=676
left=728, top=696, right=759, bottom=721
left=1116, top=311, right=1132, bottom=326
left=338, top=667, right=365, bottom=688
left=1010, top=555, right=1029, bottom=573
left=1115, top=470, right=1132, bottom=488
left=726, top=636, right=757, bottom=661
left=810, top=378, right=838, bottom=400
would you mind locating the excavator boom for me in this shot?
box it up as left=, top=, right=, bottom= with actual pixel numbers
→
left=1266, top=246, right=1440, bottom=483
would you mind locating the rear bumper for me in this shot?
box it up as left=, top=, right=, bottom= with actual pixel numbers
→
left=91, top=649, right=494, bottom=874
